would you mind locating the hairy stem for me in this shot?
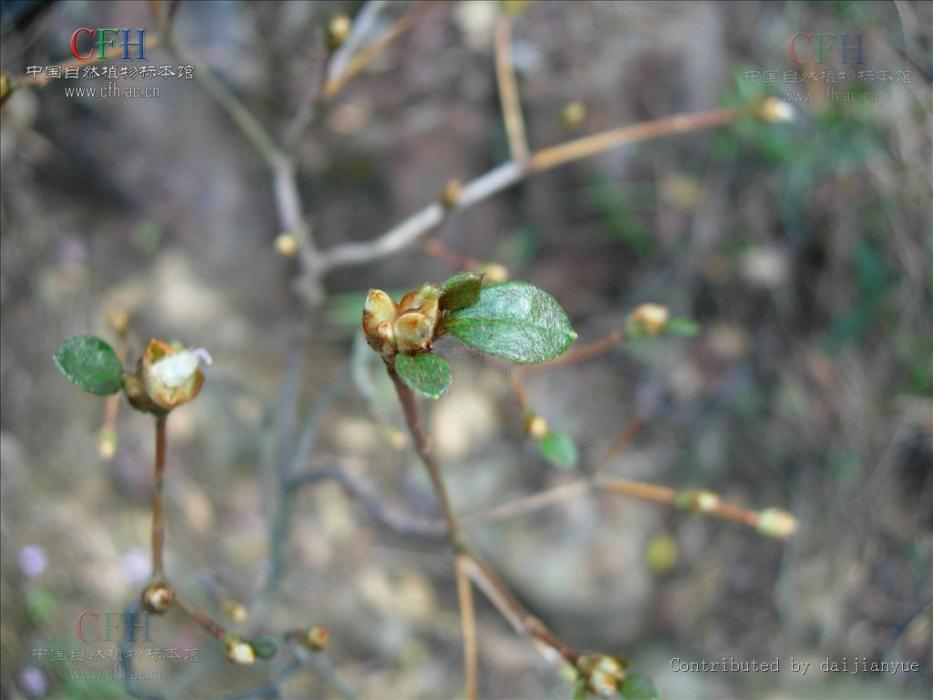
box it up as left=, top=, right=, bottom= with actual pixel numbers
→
left=152, top=415, right=167, bottom=576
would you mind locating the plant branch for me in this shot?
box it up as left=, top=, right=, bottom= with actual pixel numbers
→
left=519, top=328, right=625, bottom=376
left=455, top=554, right=478, bottom=700
left=495, top=16, right=529, bottom=163
left=288, top=464, right=446, bottom=541
left=387, top=365, right=463, bottom=545
left=174, top=591, right=227, bottom=640
left=320, top=1, right=435, bottom=100
left=152, top=416, right=167, bottom=576
left=458, top=553, right=580, bottom=665
left=318, top=107, right=741, bottom=271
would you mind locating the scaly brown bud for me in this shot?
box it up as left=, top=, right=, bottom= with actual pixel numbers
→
left=362, top=289, right=398, bottom=357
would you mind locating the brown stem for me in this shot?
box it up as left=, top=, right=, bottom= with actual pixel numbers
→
left=455, top=555, right=478, bottom=700
left=422, top=238, right=482, bottom=271
left=387, top=365, right=462, bottom=545
left=460, top=553, right=580, bottom=665
left=593, top=416, right=643, bottom=477
left=495, top=16, right=529, bottom=163
left=518, top=329, right=624, bottom=376
left=152, top=416, right=167, bottom=575
left=174, top=592, right=227, bottom=640
left=529, top=107, right=738, bottom=172
left=320, top=1, right=435, bottom=100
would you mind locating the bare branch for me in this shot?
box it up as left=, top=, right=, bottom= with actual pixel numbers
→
left=495, top=16, right=530, bottom=163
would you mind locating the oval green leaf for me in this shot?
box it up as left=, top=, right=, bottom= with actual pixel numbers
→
left=444, top=281, right=576, bottom=363
left=440, top=272, right=483, bottom=311
left=395, top=353, right=451, bottom=399
left=619, top=673, right=660, bottom=700
left=53, top=335, right=124, bottom=395
left=539, top=431, right=578, bottom=470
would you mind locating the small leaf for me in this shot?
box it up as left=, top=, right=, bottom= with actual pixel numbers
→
left=440, top=272, right=483, bottom=311
left=539, top=432, right=578, bottom=470
left=619, top=673, right=660, bottom=700
left=395, top=353, right=451, bottom=399
left=444, top=281, right=576, bottom=363
left=53, top=336, right=124, bottom=395
left=664, top=317, right=700, bottom=337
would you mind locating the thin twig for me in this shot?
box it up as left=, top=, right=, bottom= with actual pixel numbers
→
left=288, top=465, right=446, bottom=541
left=174, top=592, right=227, bottom=640
left=455, top=555, right=479, bottom=700
left=593, top=416, right=643, bottom=477
left=519, top=328, right=625, bottom=375
left=320, top=1, right=435, bottom=100
left=387, top=365, right=463, bottom=544
left=461, top=480, right=591, bottom=527
left=319, top=107, right=741, bottom=270
left=495, top=16, right=529, bottom=163
left=152, top=416, right=167, bottom=575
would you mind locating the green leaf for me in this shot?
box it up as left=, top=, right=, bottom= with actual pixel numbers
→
left=250, top=635, right=279, bottom=660
left=571, top=677, right=588, bottom=700
left=619, top=674, right=660, bottom=700
left=440, top=272, right=483, bottom=311
left=395, top=353, right=451, bottom=399
left=539, top=432, right=578, bottom=470
left=444, top=281, right=577, bottom=363
left=53, top=336, right=124, bottom=395
left=664, top=318, right=700, bottom=337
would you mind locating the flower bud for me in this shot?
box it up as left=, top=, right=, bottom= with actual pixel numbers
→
left=577, top=654, right=628, bottom=697
left=305, top=626, right=330, bottom=651
left=224, top=635, right=256, bottom=665
left=125, top=340, right=210, bottom=415
left=141, top=581, right=174, bottom=614
left=476, top=262, right=509, bottom=283
left=362, top=289, right=398, bottom=357
left=440, top=179, right=462, bottom=210
left=222, top=599, right=248, bottom=623
left=756, top=97, right=794, bottom=123
left=560, top=101, right=586, bottom=130
left=675, top=489, right=720, bottom=514
left=98, top=426, right=118, bottom=461
left=106, top=309, right=130, bottom=335
left=326, top=15, right=351, bottom=51
left=523, top=411, right=550, bottom=439
left=275, top=233, right=299, bottom=258
left=628, top=304, right=670, bottom=337
left=756, top=508, right=797, bottom=539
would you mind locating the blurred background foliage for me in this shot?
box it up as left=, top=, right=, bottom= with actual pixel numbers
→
left=1, top=1, right=931, bottom=699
